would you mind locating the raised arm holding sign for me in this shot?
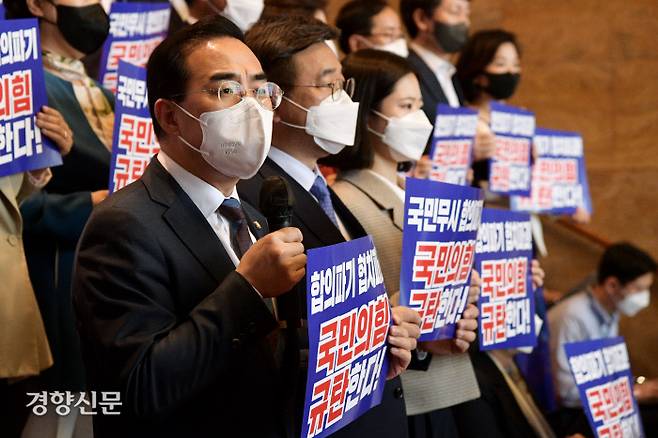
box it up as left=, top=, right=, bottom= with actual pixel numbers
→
left=399, top=177, right=484, bottom=341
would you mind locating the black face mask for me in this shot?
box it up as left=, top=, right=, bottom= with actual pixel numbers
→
left=433, top=21, right=468, bottom=53
left=483, top=72, right=521, bottom=100
left=53, top=4, right=110, bottom=55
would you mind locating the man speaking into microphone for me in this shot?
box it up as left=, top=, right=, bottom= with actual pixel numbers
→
left=72, top=16, right=305, bottom=438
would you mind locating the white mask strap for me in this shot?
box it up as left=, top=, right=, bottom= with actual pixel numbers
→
left=171, top=102, right=209, bottom=155
left=283, top=95, right=310, bottom=113
left=280, top=96, right=310, bottom=130
left=172, top=101, right=206, bottom=126
left=369, top=110, right=389, bottom=138
left=177, top=135, right=209, bottom=156
left=367, top=125, right=385, bottom=139
left=279, top=120, right=307, bottom=130
left=371, top=109, right=391, bottom=121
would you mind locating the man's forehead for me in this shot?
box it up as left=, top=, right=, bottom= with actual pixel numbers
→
left=185, top=37, right=262, bottom=78
left=293, top=42, right=341, bottom=78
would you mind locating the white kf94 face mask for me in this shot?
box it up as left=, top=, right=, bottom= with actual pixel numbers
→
left=216, top=0, right=264, bottom=32
left=280, top=90, right=360, bottom=155
left=368, top=109, right=433, bottom=162
left=174, top=97, right=273, bottom=179
left=372, top=38, right=409, bottom=58
left=617, top=289, right=651, bottom=317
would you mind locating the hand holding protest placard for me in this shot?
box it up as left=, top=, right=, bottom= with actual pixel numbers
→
left=0, top=19, right=62, bottom=177
left=399, top=177, right=484, bottom=341
left=511, top=128, right=592, bottom=216
left=387, top=306, right=420, bottom=379
left=488, top=102, right=535, bottom=196
left=565, top=337, right=644, bottom=438
left=303, top=236, right=392, bottom=438
left=474, top=208, right=537, bottom=351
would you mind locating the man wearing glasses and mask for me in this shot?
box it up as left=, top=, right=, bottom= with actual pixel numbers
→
left=238, top=16, right=422, bottom=438
left=72, top=16, right=306, bottom=438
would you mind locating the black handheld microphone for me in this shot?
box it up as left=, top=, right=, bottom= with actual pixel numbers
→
left=259, top=176, right=299, bottom=325
left=259, top=176, right=294, bottom=231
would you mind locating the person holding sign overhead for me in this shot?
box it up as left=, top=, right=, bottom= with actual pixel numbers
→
left=238, top=15, right=421, bottom=438
left=321, top=48, right=481, bottom=438
left=72, top=16, right=308, bottom=438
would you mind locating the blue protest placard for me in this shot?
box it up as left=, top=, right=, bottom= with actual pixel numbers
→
left=565, top=337, right=644, bottom=438
left=488, top=102, right=535, bottom=196
left=303, top=236, right=391, bottom=438
left=108, top=60, right=159, bottom=193
left=428, top=104, right=477, bottom=186
left=99, top=2, right=170, bottom=92
left=511, top=127, right=592, bottom=215
left=0, top=19, right=61, bottom=178
left=399, top=177, right=484, bottom=341
left=474, top=208, right=536, bottom=350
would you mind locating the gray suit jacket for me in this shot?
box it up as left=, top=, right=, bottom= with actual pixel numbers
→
left=332, top=169, right=480, bottom=415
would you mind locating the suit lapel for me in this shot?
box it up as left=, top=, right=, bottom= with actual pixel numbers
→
left=258, top=159, right=345, bottom=245
left=142, top=158, right=236, bottom=284
left=340, top=170, right=405, bottom=230
left=243, top=201, right=268, bottom=239
left=329, top=187, right=366, bottom=239
left=408, top=49, right=448, bottom=105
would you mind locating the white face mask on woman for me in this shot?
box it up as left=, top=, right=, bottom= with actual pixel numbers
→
left=617, top=290, right=650, bottom=317
left=368, top=109, right=432, bottom=162
left=372, top=38, right=409, bottom=58
left=280, top=90, right=360, bottom=155
left=174, top=97, right=272, bottom=179
left=207, top=0, right=263, bottom=32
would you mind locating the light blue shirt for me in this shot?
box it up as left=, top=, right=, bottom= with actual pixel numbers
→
left=548, top=289, right=620, bottom=408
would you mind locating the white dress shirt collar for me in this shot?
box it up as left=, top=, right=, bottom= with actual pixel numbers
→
left=157, top=150, right=239, bottom=218
left=410, top=42, right=456, bottom=77
left=410, top=42, right=460, bottom=107
left=268, top=146, right=326, bottom=192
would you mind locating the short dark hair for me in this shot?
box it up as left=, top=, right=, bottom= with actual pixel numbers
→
left=3, top=0, right=33, bottom=19
left=146, top=15, right=243, bottom=137
left=335, top=0, right=389, bottom=54
left=245, top=15, right=338, bottom=94
left=261, top=0, right=328, bottom=19
left=399, top=0, right=441, bottom=39
left=320, top=49, right=414, bottom=171
left=597, top=242, right=657, bottom=286
left=455, top=29, right=521, bottom=103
